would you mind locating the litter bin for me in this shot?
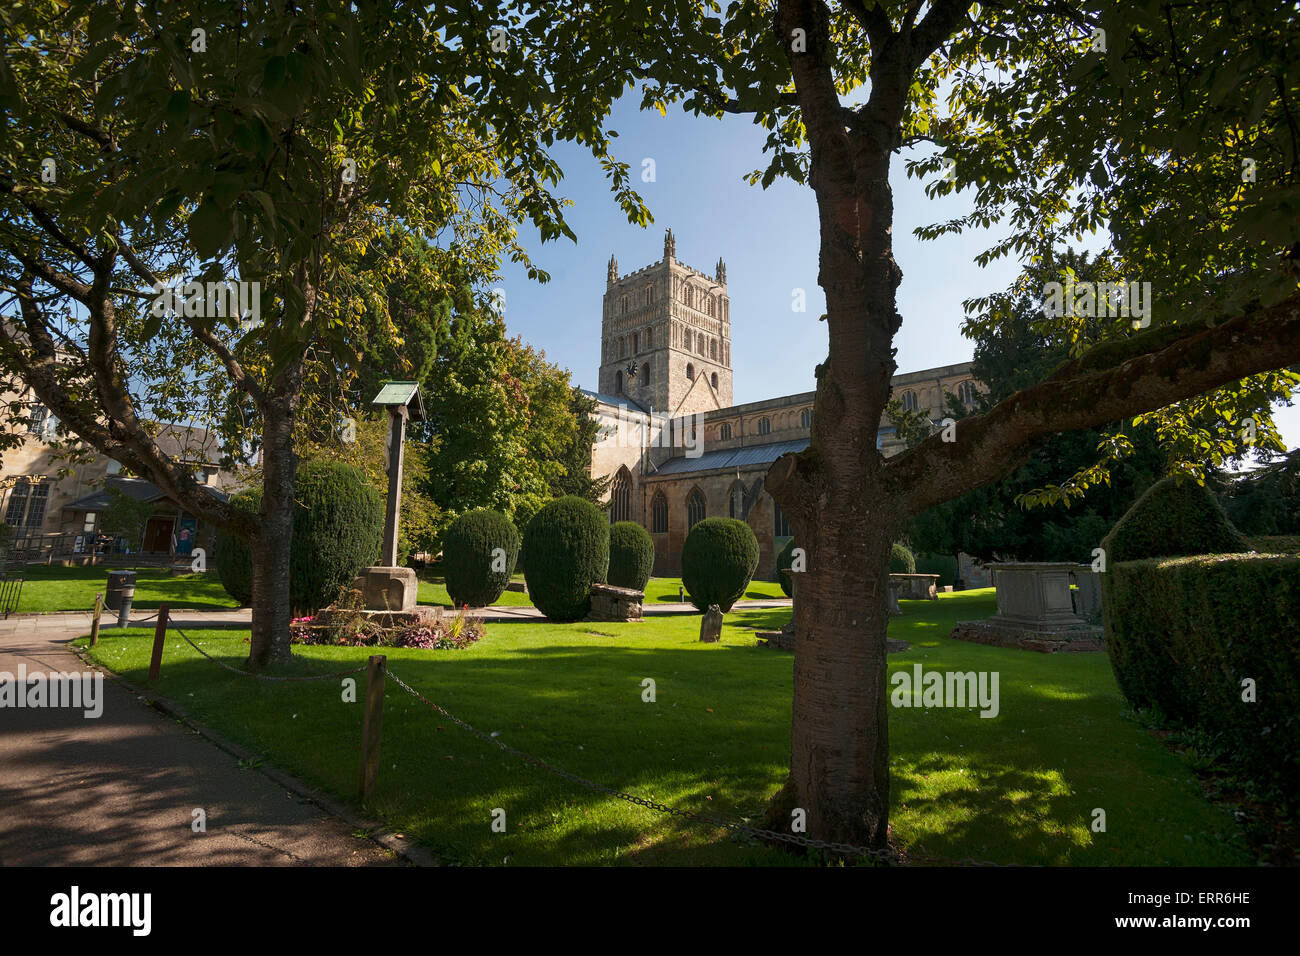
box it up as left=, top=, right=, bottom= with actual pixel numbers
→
left=105, top=570, right=137, bottom=611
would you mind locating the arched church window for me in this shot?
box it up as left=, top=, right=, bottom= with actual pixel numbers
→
left=729, top=481, right=745, bottom=519
left=710, top=339, right=717, bottom=360
left=711, top=372, right=718, bottom=390
left=652, top=491, right=668, bottom=533
left=615, top=370, right=623, bottom=393
left=801, top=408, right=812, bottom=428
left=901, top=390, right=918, bottom=412
left=958, top=380, right=978, bottom=405
left=686, top=363, right=694, bottom=381
left=687, top=488, right=706, bottom=529
left=611, top=467, right=633, bottom=523
left=621, top=295, right=628, bottom=314
left=632, top=332, right=639, bottom=353
left=720, top=422, right=732, bottom=440
left=645, top=286, right=654, bottom=306
left=774, top=503, right=792, bottom=538
left=619, top=336, right=626, bottom=357
left=757, top=417, right=771, bottom=436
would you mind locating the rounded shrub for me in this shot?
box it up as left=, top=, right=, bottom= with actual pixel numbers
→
left=681, top=517, right=760, bottom=612
left=442, top=509, right=520, bottom=607
left=1102, top=474, right=1250, bottom=563
left=523, top=496, right=610, bottom=621
left=775, top=537, right=798, bottom=597
left=608, top=521, right=654, bottom=592
left=215, top=487, right=260, bottom=606
left=289, top=460, right=384, bottom=614
left=890, top=541, right=916, bottom=574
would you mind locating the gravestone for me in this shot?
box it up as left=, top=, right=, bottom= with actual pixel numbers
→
left=699, top=604, right=723, bottom=643
left=588, top=583, right=643, bottom=622
left=949, top=562, right=1103, bottom=652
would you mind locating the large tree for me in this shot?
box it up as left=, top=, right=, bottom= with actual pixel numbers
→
left=0, top=1, right=657, bottom=666
left=641, top=0, right=1300, bottom=851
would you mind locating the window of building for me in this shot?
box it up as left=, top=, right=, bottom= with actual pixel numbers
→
left=710, top=339, right=717, bottom=360
left=708, top=297, right=715, bottom=317
left=687, top=488, right=706, bottom=529
left=5, top=480, right=30, bottom=526
left=901, top=390, right=918, bottom=412
left=28, top=404, right=49, bottom=437
left=729, top=482, right=745, bottom=519
left=958, top=380, right=978, bottom=405
left=83, top=512, right=97, bottom=534
left=698, top=336, right=706, bottom=355
left=711, top=372, right=718, bottom=390
left=632, top=332, right=639, bottom=354
left=621, top=295, right=628, bottom=314
left=24, top=483, right=49, bottom=529
left=720, top=422, right=732, bottom=440
left=774, top=503, right=791, bottom=538
left=615, top=370, right=623, bottom=392
left=645, top=286, right=654, bottom=306
left=757, top=417, right=771, bottom=436
left=645, top=327, right=653, bottom=349
left=801, top=408, right=812, bottom=429
left=652, top=491, right=668, bottom=533
left=686, top=363, right=694, bottom=381
left=610, top=467, right=632, bottom=523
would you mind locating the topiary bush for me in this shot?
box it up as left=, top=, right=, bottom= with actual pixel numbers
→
left=289, top=460, right=384, bottom=615
left=776, top=537, right=798, bottom=597
left=681, top=517, right=760, bottom=612
left=608, top=521, right=654, bottom=592
left=215, top=463, right=383, bottom=614
left=523, top=496, right=610, bottom=621
left=1101, top=474, right=1250, bottom=563
left=889, top=541, right=916, bottom=574
left=441, top=509, right=520, bottom=607
left=215, top=487, right=260, bottom=606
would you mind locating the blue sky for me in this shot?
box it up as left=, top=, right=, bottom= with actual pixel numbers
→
left=496, top=97, right=1299, bottom=455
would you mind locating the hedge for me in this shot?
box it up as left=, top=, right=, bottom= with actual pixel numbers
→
left=214, top=462, right=383, bottom=614
left=523, top=496, right=609, bottom=621
left=1102, top=474, right=1249, bottom=563
left=681, top=517, right=759, bottom=612
left=915, top=553, right=958, bottom=587
left=775, top=537, right=798, bottom=597
left=442, top=509, right=520, bottom=607
left=608, top=521, right=655, bottom=592
left=889, top=542, right=916, bottom=574
left=1104, top=552, right=1300, bottom=808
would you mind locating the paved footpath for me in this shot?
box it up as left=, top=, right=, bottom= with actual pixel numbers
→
left=0, top=621, right=402, bottom=866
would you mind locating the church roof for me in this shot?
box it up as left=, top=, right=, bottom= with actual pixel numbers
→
left=650, top=438, right=810, bottom=476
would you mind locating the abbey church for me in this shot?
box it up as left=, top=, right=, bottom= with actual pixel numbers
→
left=585, top=229, right=982, bottom=580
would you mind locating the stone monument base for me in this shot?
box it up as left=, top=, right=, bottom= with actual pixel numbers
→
left=354, top=566, right=419, bottom=612
left=948, top=619, right=1104, bottom=653
left=587, top=583, right=644, bottom=622
left=315, top=605, right=439, bottom=631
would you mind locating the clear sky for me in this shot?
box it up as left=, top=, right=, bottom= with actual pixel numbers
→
left=496, top=96, right=1299, bottom=456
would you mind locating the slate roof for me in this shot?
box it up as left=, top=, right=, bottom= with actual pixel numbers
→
left=649, top=438, right=810, bottom=476
left=579, top=388, right=648, bottom=414
left=62, top=475, right=228, bottom=512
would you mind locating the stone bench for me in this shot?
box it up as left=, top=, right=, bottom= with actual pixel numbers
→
left=587, top=583, right=644, bottom=622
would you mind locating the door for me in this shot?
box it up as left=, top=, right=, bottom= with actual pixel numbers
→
left=142, top=515, right=174, bottom=552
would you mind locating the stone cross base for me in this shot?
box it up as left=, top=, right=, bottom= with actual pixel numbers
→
left=354, top=566, right=419, bottom=612
left=587, top=583, right=643, bottom=621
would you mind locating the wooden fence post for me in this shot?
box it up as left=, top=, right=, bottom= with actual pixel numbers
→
left=90, top=592, right=103, bottom=647
left=148, top=603, right=170, bottom=681
left=359, top=654, right=387, bottom=802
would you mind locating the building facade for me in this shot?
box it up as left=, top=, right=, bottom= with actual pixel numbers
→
left=586, top=232, right=987, bottom=582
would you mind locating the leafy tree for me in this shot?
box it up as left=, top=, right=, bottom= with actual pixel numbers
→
left=640, top=0, right=1300, bottom=850
left=99, top=486, right=153, bottom=551
left=0, top=1, right=658, bottom=666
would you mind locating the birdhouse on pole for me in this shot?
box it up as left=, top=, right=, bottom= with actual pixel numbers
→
left=370, top=381, right=424, bottom=571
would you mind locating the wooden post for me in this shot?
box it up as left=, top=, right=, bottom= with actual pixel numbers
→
left=359, top=654, right=387, bottom=802
left=90, top=592, right=103, bottom=647
left=381, top=408, right=407, bottom=567
left=148, top=603, right=169, bottom=681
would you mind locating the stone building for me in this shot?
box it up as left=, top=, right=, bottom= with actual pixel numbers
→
left=586, top=231, right=987, bottom=582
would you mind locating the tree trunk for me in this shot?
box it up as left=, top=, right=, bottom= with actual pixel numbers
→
left=247, top=396, right=298, bottom=668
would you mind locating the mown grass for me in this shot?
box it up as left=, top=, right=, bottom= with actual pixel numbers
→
left=416, top=572, right=787, bottom=608
left=77, top=589, right=1250, bottom=866
left=10, top=564, right=240, bottom=613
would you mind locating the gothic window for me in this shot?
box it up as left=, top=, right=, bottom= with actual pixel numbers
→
left=958, top=380, right=978, bottom=405
left=729, top=481, right=745, bottom=519
left=687, top=488, right=706, bottom=529
left=901, top=390, right=918, bottom=412
left=652, top=491, right=668, bottom=533
left=684, top=329, right=692, bottom=352
left=611, top=467, right=633, bottom=523
left=645, top=286, right=654, bottom=306
left=645, top=327, right=653, bottom=349
left=632, top=332, right=639, bottom=353
left=698, top=336, right=706, bottom=356
left=720, top=422, right=732, bottom=440
left=615, top=370, right=623, bottom=393
left=757, top=417, right=771, bottom=436
left=621, top=295, right=628, bottom=314
left=801, top=408, right=812, bottom=428
left=707, top=297, right=715, bottom=317
left=25, top=482, right=49, bottom=529
left=774, top=503, right=792, bottom=538
left=710, top=339, right=717, bottom=360
left=711, top=372, right=719, bottom=390
left=5, top=479, right=31, bottom=526
left=686, top=363, right=694, bottom=381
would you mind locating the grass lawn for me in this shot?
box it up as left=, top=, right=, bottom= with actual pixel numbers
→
left=416, top=572, right=788, bottom=608
left=76, top=589, right=1250, bottom=866
left=11, top=564, right=240, bottom=613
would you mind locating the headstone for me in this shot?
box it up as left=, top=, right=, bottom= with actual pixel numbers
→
left=886, top=582, right=901, bottom=616
left=699, top=604, right=723, bottom=643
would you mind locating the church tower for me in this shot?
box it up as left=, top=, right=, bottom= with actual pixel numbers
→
left=598, top=229, right=733, bottom=416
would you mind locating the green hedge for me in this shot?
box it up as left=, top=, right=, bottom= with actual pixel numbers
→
left=608, top=521, right=654, bottom=592
left=214, top=462, right=383, bottom=614
left=775, top=537, right=798, bottom=597
left=681, top=517, right=759, bottom=612
left=915, top=553, right=958, bottom=587
left=523, top=496, right=609, bottom=621
left=1105, top=553, right=1300, bottom=809
left=1102, top=475, right=1249, bottom=563
left=889, top=542, right=916, bottom=574
left=442, top=509, right=520, bottom=607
